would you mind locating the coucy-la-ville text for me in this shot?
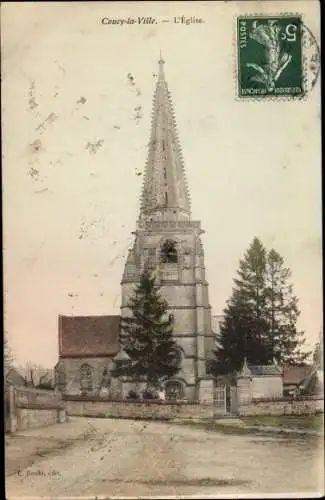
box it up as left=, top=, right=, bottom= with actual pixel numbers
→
left=101, top=16, right=204, bottom=26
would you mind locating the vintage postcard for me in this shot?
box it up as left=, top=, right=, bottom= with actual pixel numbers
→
left=3, top=1, right=323, bottom=499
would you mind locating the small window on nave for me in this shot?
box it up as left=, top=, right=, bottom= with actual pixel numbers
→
left=160, top=239, right=178, bottom=264
left=80, top=363, right=93, bottom=393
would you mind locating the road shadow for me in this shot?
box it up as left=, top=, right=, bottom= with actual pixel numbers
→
left=101, top=477, right=252, bottom=487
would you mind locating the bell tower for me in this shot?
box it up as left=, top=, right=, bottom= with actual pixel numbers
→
left=121, top=56, right=215, bottom=401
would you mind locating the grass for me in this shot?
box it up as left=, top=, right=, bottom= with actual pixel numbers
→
left=172, top=413, right=324, bottom=437
left=242, top=413, right=324, bottom=432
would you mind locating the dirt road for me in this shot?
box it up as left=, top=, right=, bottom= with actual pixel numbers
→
left=5, top=417, right=324, bottom=498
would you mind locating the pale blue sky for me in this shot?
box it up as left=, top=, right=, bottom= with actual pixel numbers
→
left=2, top=1, right=322, bottom=367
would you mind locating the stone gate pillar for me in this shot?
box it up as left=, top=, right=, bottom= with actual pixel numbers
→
left=199, top=377, right=215, bottom=403
left=236, top=359, right=253, bottom=405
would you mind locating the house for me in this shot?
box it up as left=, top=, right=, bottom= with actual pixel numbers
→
left=236, top=358, right=283, bottom=403
left=282, top=363, right=324, bottom=397
left=5, top=366, right=26, bottom=387
left=282, top=364, right=314, bottom=396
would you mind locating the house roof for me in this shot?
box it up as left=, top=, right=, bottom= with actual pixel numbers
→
left=6, top=366, right=26, bottom=386
left=282, top=365, right=313, bottom=385
left=59, top=315, right=120, bottom=357
left=237, top=359, right=282, bottom=378
left=248, top=365, right=282, bottom=376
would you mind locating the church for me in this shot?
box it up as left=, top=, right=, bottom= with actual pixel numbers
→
left=55, top=57, right=216, bottom=402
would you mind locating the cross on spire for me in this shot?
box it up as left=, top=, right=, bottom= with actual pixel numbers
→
left=158, top=50, right=165, bottom=76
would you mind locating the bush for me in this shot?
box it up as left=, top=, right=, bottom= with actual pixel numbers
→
left=142, top=391, right=158, bottom=400
left=126, top=390, right=139, bottom=400
left=36, top=383, right=54, bottom=391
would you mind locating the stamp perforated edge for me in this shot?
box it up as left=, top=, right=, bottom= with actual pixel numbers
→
left=232, top=12, right=320, bottom=103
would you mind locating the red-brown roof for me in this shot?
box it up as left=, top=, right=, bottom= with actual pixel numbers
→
left=59, top=315, right=120, bottom=357
left=282, top=365, right=313, bottom=385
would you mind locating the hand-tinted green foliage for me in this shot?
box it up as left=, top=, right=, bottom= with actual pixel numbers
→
left=212, top=238, right=309, bottom=375
left=112, top=267, right=181, bottom=390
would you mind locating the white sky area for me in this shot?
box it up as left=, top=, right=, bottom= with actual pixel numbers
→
left=2, top=1, right=322, bottom=368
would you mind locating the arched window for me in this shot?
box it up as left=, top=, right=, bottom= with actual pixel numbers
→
left=80, top=364, right=93, bottom=393
left=165, top=380, right=183, bottom=400
left=160, top=239, right=178, bottom=263
left=169, top=346, right=182, bottom=368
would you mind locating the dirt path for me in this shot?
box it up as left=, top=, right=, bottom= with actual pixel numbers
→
left=5, top=417, right=324, bottom=498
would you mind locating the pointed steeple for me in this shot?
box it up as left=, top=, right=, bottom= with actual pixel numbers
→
left=140, top=56, right=191, bottom=221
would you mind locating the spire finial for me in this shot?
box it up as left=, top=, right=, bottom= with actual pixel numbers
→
left=158, top=50, right=165, bottom=73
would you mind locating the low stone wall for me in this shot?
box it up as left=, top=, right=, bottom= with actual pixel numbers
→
left=7, top=386, right=68, bottom=433
left=65, top=398, right=214, bottom=420
left=16, top=408, right=67, bottom=430
left=238, top=398, right=324, bottom=416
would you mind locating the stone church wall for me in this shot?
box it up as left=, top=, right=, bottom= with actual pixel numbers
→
left=174, top=336, right=197, bottom=356
left=160, top=284, right=196, bottom=306
left=167, top=308, right=197, bottom=334
left=58, top=357, right=115, bottom=395
left=178, top=358, right=197, bottom=385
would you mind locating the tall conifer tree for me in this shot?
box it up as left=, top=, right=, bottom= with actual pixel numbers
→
left=112, top=267, right=181, bottom=391
left=265, top=249, right=308, bottom=364
left=213, top=238, right=308, bottom=374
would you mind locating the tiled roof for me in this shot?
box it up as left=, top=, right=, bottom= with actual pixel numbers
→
left=59, top=315, right=120, bottom=357
left=6, top=366, right=26, bottom=386
left=282, top=365, right=313, bottom=385
left=248, top=365, right=282, bottom=376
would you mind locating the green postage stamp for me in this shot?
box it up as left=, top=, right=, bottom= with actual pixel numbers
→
left=237, top=15, right=304, bottom=98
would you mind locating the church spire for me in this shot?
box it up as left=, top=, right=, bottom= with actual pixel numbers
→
left=139, top=56, right=191, bottom=221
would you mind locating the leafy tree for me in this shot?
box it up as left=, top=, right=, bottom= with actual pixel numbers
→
left=112, top=267, right=181, bottom=391
left=213, top=238, right=309, bottom=374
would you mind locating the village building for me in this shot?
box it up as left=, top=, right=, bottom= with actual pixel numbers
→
left=55, top=315, right=120, bottom=396
left=282, top=364, right=323, bottom=397
left=5, top=366, right=26, bottom=388
left=55, top=57, right=216, bottom=402
left=235, top=358, right=283, bottom=403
